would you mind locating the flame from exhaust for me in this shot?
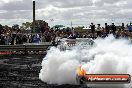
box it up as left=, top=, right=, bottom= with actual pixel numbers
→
left=76, top=66, right=86, bottom=76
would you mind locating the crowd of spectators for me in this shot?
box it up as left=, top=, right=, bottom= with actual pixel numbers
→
left=0, top=22, right=132, bottom=45
left=73, top=23, right=132, bottom=40
left=0, top=30, right=55, bottom=45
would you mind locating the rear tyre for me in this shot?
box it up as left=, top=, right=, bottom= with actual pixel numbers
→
left=79, top=77, right=86, bottom=84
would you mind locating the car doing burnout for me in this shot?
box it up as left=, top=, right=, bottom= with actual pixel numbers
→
left=57, top=38, right=94, bottom=51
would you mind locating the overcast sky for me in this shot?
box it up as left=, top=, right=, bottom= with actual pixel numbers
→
left=0, top=0, right=132, bottom=27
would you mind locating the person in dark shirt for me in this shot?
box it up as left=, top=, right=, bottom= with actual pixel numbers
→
left=97, top=24, right=101, bottom=37
left=111, top=23, right=116, bottom=35
left=90, top=23, right=95, bottom=39
left=1, top=34, right=5, bottom=45
left=121, top=23, right=125, bottom=31
left=105, top=23, right=109, bottom=34
left=22, top=35, right=28, bottom=44
left=16, top=34, right=22, bottom=44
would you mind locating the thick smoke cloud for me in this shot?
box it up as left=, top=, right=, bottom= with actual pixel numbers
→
left=39, top=35, right=132, bottom=88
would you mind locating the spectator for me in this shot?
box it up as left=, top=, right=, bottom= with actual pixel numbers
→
left=32, top=34, right=41, bottom=43
left=97, top=24, right=101, bottom=37
left=1, top=34, right=5, bottom=45
left=102, top=29, right=108, bottom=38
left=111, top=23, right=116, bottom=35
left=89, top=23, right=95, bottom=39
left=12, top=30, right=17, bottom=44
left=121, top=23, right=125, bottom=31
left=105, top=23, right=109, bottom=34
left=16, top=34, right=22, bottom=44
left=41, top=34, right=46, bottom=42
left=22, top=35, right=28, bottom=44
left=5, top=33, right=11, bottom=45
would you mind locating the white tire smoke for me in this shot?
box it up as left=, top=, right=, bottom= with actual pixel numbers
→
left=39, top=35, right=132, bottom=88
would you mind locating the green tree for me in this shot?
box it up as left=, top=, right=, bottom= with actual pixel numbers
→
left=74, top=26, right=84, bottom=32
left=20, top=20, right=49, bottom=33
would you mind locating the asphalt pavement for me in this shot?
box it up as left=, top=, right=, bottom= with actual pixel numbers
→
left=0, top=55, right=89, bottom=88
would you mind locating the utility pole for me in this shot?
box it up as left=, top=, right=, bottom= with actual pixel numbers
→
left=71, top=21, right=73, bottom=30
left=33, top=1, right=35, bottom=33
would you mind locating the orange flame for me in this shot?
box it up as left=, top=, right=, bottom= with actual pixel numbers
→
left=76, top=66, right=86, bottom=76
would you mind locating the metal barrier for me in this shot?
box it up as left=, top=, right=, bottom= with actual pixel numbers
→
left=0, top=42, right=52, bottom=55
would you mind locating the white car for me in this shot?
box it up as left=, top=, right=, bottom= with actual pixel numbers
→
left=57, top=38, right=94, bottom=51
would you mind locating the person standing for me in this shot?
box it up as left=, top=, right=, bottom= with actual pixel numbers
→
left=32, top=34, right=41, bottom=43
left=12, top=30, right=17, bottom=45
left=89, top=23, right=95, bottom=39
left=105, top=23, right=109, bottom=34
left=111, top=23, right=116, bottom=35
left=121, top=23, right=125, bottom=31
left=96, top=24, right=101, bottom=37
